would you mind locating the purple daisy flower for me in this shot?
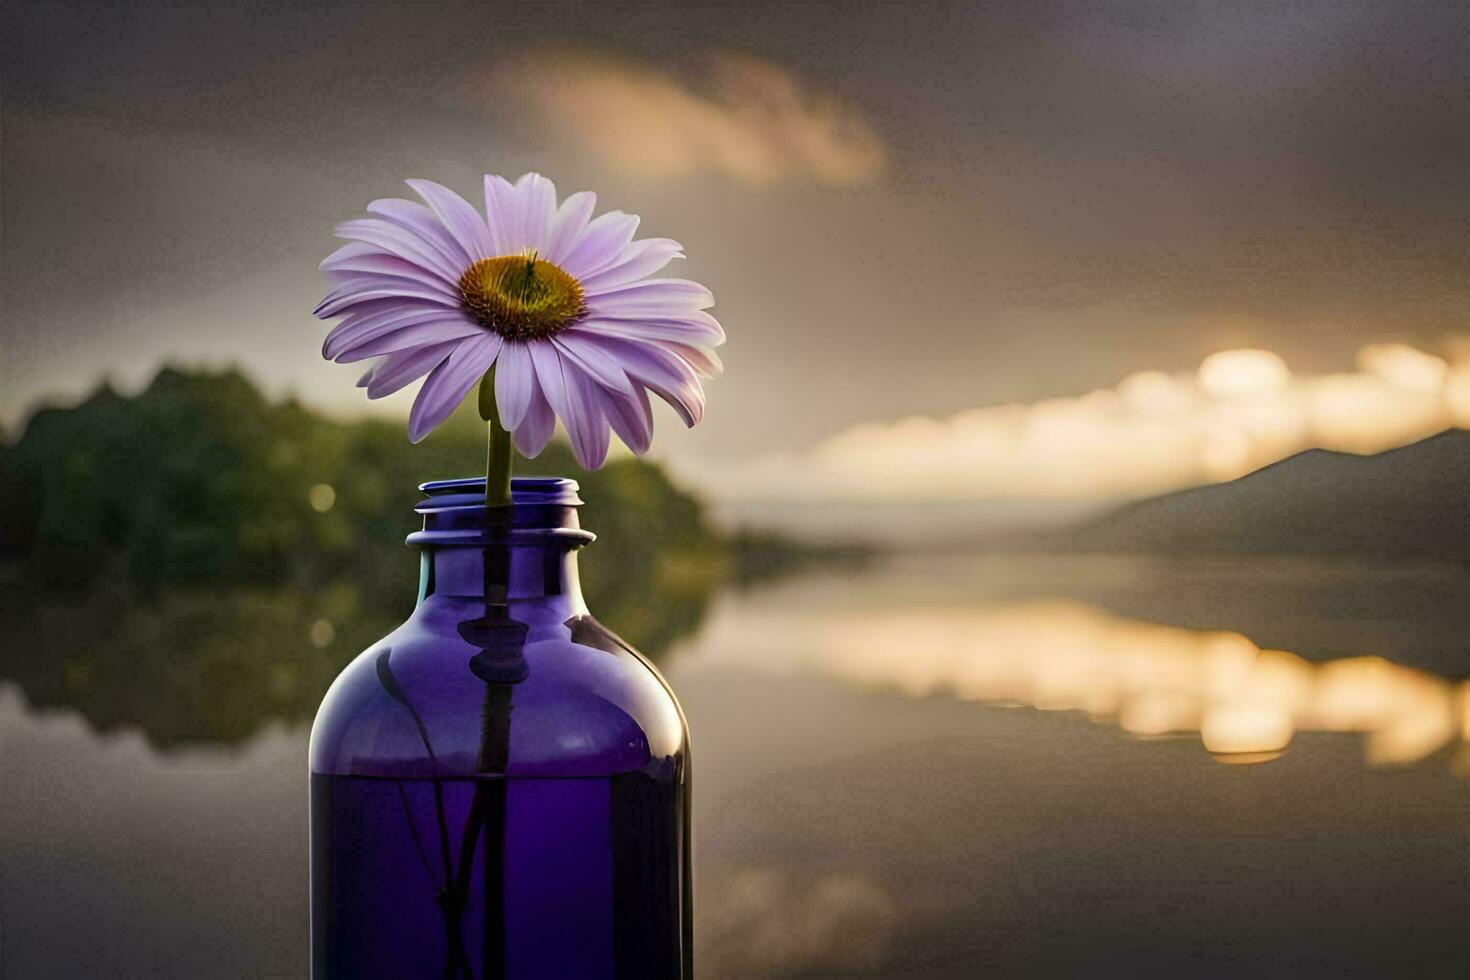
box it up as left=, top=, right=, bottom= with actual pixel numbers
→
left=314, top=173, right=724, bottom=468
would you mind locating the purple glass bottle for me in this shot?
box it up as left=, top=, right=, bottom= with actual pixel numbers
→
left=310, top=477, right=691, bottom=979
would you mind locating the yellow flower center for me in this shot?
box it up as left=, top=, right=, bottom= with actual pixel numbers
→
left=458, top=252, right=586, bottom=341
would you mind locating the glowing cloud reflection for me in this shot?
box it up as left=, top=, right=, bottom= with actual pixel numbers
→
left=690, top=598, right=1468, bottom=768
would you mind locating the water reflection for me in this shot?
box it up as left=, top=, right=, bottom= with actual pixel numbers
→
left=0, top=681, right=894, bottom=979
left=7, top=553, right=1470, bottom=977
left=686, top=579, right=1470, bottom=770
left=0, top=565, right=714, bottom=747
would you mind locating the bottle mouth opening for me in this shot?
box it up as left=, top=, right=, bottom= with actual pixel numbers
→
left=419, top=476, right=584, bottom=506
left=408, top=476, right=593, bottom=548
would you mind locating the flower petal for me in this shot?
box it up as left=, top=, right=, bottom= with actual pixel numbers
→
left=493, top=341, right=535, bottom=431
left=323, top=268, right=460, bottom=304
left=572, top=334, right=706, bottom=427
left=407, top=334, right=502, bottom=443
left=322, top=241, right=380, bottom=267
left=582, top=278, right=714, bottom=317
left=335, top=217, right=464, bottom=282
left=364, top=199, right=471, bottom=275
left=363, top=340, right=460, bottom=399
left=483, top=174, right=519, bottom=255
left=529, top=341, right=609, bottom=468
left=564, top=311, right=725, bottom=347
left=664, top=342, right=722, bottom=378
left=561, top=210, right=639, bottom=280
left=528, top=340, right=571, bottom=426
left=543, top=191, right=596, bottom=266
left=515, top=173, right=558, bottom=256
left=579, top=238, right=684, bottom=293
left=324, top=305, right=469, bottom=360
left=552, top=333, right=635, bottom=394
left=323, top=296, right=434, bottom=330
left=512, top=381, right=556, bottom=458
left=603, top=385, right=654, bottom=455
left=313, top=279, right=460, bottom=318
left=321, top=244, right=457, bottom=291
left=562, top=363, right=612, bottom=468
left=406, top=179, right=494, bottom=263
left=335, top=319, right=484, bottom=363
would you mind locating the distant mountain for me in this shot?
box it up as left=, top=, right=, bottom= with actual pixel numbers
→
left=1070, top=429, right=1470, bottom=563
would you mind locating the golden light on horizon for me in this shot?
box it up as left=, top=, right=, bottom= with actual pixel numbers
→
left=1199, top=425, right=1253, bottom=481
left=1358, top=343, right=1448, bottom=393
left=1447, top=367, right=1470, bottom=427
left=1198, top=349, right=1290, bottom=398
left=702, top=338, right=1470, bottom=504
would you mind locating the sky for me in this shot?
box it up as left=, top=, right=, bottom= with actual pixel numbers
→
left=4, top=2, right=1469, bottom=515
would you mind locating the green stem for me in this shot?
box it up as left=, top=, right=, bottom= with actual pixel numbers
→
left=479, top=368, right=513, bottom=510
left=474, top=365, right=517, bottom=978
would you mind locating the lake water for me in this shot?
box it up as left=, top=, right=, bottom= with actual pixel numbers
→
left=3, top=553, right=1470, bottom=977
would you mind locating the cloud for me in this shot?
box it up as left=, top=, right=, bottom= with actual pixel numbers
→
left=696, top=340, right=1470, bottom=502
left=471, top=47, right=888, bottom=187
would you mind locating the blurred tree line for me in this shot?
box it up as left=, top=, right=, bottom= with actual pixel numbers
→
left=0, top=366, right=723, bottom=596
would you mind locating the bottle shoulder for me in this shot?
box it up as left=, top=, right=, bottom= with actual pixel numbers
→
left=309, top=596, right=687, bottom=780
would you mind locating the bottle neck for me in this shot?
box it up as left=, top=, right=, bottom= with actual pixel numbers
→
left=408, top=476, right=594, bottom=617
left=417, top=541, right=587, bottom=613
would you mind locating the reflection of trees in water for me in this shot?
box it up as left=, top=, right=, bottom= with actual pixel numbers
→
left=0, top=561, right=716, bottom=748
